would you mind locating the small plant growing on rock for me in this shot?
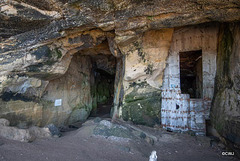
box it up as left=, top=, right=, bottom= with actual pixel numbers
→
left=147, top=16, right=155, bottom=21
left=144, top=64, right=153, bottom=75
left=133, top=42, right=147, bottom=63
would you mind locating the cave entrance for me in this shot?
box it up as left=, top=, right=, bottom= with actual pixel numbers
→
left=89, top=52, right=116, bottom=118
left=91, top=67, right=115, bottom=118
left=180, top=50, right=203, bottom=98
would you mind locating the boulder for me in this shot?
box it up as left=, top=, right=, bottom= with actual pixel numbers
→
left=46, top=124, right=61, bottom=137
left=0, top=118, right=52, bottom=142
left=0, top=119, right=10, bottom=126
left=0, top=125, right=33, bottom=142
left=29, top=126, right=51, bottom=139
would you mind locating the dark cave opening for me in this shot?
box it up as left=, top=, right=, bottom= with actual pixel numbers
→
left=91, top=68, right=115, bottom=118
left=180, top=50, right=203, bottom=98
left=89, top=54, right=116, bottom=118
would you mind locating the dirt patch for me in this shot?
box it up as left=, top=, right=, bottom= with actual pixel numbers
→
left=0, top=119, right=238, bottom=161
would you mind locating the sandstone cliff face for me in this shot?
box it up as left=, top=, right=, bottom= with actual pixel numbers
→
left=119, top=29, right=173, bottom=126
left=41, top=55, right=93, bottom=126
left=0, top=0, right=240, bottom=152
left=211, top=23, right=240, bottom=156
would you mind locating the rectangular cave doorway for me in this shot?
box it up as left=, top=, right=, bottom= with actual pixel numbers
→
left=180, top=50, right=203, bottom=98
left=90, top=54, right=116, bottom=118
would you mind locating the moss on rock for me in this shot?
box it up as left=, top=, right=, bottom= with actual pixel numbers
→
left=68, top=104, right=92, bottom=124
left=122, top=84, right=161, bottom=127
left=211, top=23, right=240, bottom=157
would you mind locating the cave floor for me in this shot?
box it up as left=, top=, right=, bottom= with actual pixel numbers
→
left=92, top=103, right=113, bottom=118
left=0, top=119, right=238, bottom=161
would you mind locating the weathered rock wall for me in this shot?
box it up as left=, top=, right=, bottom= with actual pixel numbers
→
left=41, top=54, right=93, bottom=126
left=118, top=29, right=174, bottom=126
left=0, top=54, right=93, bottom=127
left=0, top=100, right=43, bottom=127
left=1, top=0, right=240, bottom=41
left=0, top=0, right=240, bottom=130
left=211, top=22, right=240, bottom=156
left=0, top=29, right=107, bottom=127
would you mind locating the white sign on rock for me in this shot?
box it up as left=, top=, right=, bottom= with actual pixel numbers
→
left=54, top=99, right=62, bottom=106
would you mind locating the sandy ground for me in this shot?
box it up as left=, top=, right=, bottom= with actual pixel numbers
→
left=0, top=119, right=239, bottom=161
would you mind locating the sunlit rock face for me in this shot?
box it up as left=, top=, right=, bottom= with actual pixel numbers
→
left=41, top=55, right=93, bottom=126
left=0, top=1, right=239, bottom=152
left=0, top=28, right=109, bottom=127
left=119, top=29, right=174, bottom=126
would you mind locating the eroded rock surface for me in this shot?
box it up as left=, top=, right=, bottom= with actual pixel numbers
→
left=211, top=22, right=240, bottom=157
left=0, top=0, right=240, bottom=127
left=76, top=119, right=156, bottom=145
left=0, top=0, right=240, bottom=155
